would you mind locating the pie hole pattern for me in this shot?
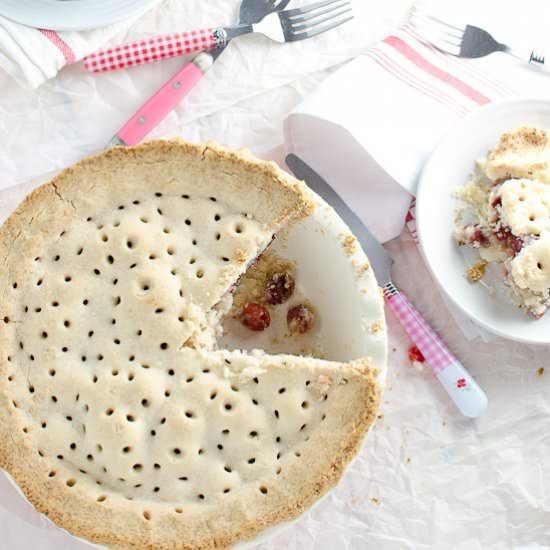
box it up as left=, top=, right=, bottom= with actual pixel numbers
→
left=497, top=179, right=550, bottom=237
left=0, top=185, right=343, bottom=510
left=3, top=339, right=336, bottom=508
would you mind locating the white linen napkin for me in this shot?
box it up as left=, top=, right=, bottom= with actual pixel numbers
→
left=0, top=3, right=160, bottom=90
left=283, top=2, right=550, bottom=341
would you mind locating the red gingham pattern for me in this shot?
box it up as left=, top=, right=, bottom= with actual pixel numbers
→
left=385, top=286, right=456, bottom=374
left=83, top=28, right=216, bottom=73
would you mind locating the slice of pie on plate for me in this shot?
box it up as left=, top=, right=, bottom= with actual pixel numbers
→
left=0, top=140, right=384, bottom=549
left=456, top=127, right=550, bottom=318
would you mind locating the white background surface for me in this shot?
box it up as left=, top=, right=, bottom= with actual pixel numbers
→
left=3, top=0, right=550, bottom=549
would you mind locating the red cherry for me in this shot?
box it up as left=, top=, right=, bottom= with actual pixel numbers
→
left=264, top=272, right=295, bottom=305
left=241, top=303, right=270, bottom=331
left=510, top=236, right=524, bottom=254
left=287, top=304, right=315, bottom=334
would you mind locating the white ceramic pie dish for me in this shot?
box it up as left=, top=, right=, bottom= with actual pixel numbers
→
left=0, top=181, right=387, bottom=549
left=416, top=97, right=550, bottom=345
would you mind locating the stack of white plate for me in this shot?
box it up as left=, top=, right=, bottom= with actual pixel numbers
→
left=0, top=0, right=158, bottom=31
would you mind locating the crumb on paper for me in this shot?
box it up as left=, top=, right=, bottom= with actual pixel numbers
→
left=392, top=347, right=397, bottom=353
left=370, top=320, right=383, bottom=334
left=537, top=367, right=545, bottom=376
left=406, top=457, right=411, bottom=464
left=408, top=345, right=426, bottom=371
left=339, top=233, right=358, bottom=257
left=465, top=260, right=488, bottom=283
left=377, top=413, right=384, bottom=420
left=362, top=287, right=369, bottom=294
left=370, top=497, right=381, bottom=505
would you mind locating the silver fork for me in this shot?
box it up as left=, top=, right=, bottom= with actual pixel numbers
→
left=87, top=0, right=351, bottom=73
left=219, top=0, right=353, bottom=45
left=410, top=6, right=547, bottom=70
left=108, top=0, right=353, bottom=147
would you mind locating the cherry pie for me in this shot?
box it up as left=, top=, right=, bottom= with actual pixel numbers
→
left=455, top=126, right=550, bottom=318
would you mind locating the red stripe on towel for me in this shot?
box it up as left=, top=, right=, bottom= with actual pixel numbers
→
left=39, top=29, right=76, bottom=65
left=401, top=24, right=515, bottom=98
left=383, top=35, right=490, bottom=106
left=367, top=49, right=468, bottom=117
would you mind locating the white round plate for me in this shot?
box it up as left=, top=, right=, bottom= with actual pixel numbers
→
left=0, top=0, right=158, bottom=31
left=417, top=97, right=550, bottom=345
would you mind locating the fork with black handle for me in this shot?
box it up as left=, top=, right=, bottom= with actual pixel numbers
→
left=107, top=0, right=353, bottom=147
left=410, top=5, right=547, bottom=69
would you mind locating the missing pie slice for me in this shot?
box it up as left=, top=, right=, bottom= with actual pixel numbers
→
left=0, top=140, right=383, bottom=549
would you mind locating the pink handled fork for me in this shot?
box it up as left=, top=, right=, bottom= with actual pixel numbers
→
left=383, top=283, right=488, bottom=418
left=107, top=0, right=353, bottom=147
left=85, top=0, right=351, bottom=73
left=84, top=28, right=220, bottom=73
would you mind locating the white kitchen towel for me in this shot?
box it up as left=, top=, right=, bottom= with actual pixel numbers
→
left=283, top=1, right=550, bottom=341
left=0, top=2, right=160, bottom=90
left=284, top=2, right=550, bottom=243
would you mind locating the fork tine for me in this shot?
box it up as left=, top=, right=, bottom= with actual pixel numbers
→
left=408, top=21, right=462, bottom=55
left=288, top=6, right=353, bottom=33
left=287, top=13, right=353, bottom=41
left=410, top=14, right=463, bottom=46
left=281, top=0, right=351, bottom=26
left=418, top=35, right=461, bottom=56
left=282, top=0, right=342, bottom=18
left=410, top=12, right=464, bottom=41
left=411, top=6, right=466, bottom=35
left=283, top=0, right=349, bottom=24
left=271, top=0, right=291, bottom=7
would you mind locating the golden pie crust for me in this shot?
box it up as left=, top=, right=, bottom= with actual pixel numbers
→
left=0, top=140, right=382, bottom=549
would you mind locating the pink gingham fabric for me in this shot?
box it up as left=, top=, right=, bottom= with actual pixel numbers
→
left=384, top=285, right=456, bottom=374
left=83, top=28, right=216, bottom=73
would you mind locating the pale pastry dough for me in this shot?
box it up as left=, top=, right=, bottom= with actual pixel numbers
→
left=511, top=235, right=550, bottom=292
left=493, top=178, right=550, bottom=237
left=0, top=140, right=383, bottom=550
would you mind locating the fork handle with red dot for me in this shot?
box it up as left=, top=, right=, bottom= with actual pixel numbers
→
left=383, top=282, right=488, bottom=418
left=84, top=28, right=222, bottom=73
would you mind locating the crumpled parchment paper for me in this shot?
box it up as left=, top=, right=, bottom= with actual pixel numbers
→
left=0, top=0, right=401, bottom=190
left=4, top=0, right=550, bottom=548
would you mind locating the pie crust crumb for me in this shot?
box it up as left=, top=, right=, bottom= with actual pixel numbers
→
left=465, top=260, right=488, bottom=283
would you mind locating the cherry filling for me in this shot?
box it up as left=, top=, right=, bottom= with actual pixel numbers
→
left=287, top=304, right=315, bottom=334
left=462, top=224, right=490, bottom=247
left=241, top=303, right=271, bottom=331
left=264, top=272, right=295, bottom=305
left=490, top=196, right=524, bottom=256
left=494, top=226, right=524, bottom=254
